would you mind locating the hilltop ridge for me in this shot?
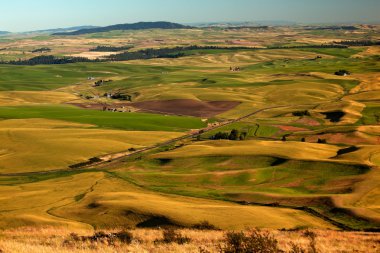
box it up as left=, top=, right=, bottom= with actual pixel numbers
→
left=53, top=21, right=192, bottom=35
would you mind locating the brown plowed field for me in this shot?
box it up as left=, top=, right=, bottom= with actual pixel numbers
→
left=131, top=99, right=240, bottom=117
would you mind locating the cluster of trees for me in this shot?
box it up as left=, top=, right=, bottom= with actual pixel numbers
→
left=3, top=55, right=94, bottom=65
left=335, top=69, right=351, bottom=76
left=90, top=45, right=134, bottom=52
left=211, top=129, right=247, bottom=141
left=108, top=93, right=132, bottom=101
left=101, top=92, right=132, bottom=101
left=335, top=40, right=380, bottom=46
left=31, top=47, right=51, bottom=53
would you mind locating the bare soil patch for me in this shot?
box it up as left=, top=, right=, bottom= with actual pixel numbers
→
left=131, top=99, right=240, bottom=117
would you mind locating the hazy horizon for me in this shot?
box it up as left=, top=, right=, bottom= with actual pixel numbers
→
left=0, top=0, right=379, bottom=32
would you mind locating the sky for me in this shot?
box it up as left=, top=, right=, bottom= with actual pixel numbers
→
left=1, top=0, right=379, bottom=32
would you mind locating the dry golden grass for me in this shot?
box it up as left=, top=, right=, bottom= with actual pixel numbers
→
left=0, top=227, right=379, bottom=253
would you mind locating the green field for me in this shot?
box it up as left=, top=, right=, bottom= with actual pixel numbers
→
left=0, top=105, right=206, bottom=131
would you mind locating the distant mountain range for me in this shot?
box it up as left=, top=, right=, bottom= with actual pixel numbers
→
left=22, top=26, right=100, bottom=34
left=0, top=31, right=10, bottom=35
left=53, top=21, right=192, bottom=36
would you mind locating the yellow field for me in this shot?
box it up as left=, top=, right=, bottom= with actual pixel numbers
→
left=0, top=91, right=79, bottom=106
left=151, top=139, right=369, bottom=165
left=0, top=119, right=183, bottom=173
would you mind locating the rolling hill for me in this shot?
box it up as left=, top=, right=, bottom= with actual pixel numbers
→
left=53, top=21, right=192, bottom=35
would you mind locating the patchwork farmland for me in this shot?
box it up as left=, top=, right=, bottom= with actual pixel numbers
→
left=0, top=21, right=379, bottom=252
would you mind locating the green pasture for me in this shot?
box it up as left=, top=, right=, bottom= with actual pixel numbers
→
left=0, top=105, right=206, bottom=131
